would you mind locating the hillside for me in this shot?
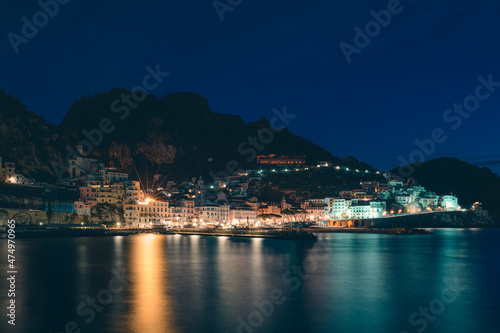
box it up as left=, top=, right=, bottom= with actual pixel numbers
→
left=0, top=89, right=355, bottom=183
left=391, top=158, right=500, bottom=221
left=0, top=90, right=65, bottom=182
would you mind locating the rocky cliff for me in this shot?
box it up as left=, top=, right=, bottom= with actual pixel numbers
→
left=372, top=211, right=496, bottom=228
left=0, top=89, right=338, bottom=183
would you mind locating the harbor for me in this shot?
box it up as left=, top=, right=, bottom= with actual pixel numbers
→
left=1, top=224, right=433, bottom=239
left=1, top=224, right=318, bottom=240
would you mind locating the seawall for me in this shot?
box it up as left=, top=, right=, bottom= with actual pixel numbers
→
left=328, top=210, right=496, bottom=229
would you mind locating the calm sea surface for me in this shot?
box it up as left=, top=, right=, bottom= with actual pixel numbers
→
left=1, top=229, right=499, bottom=333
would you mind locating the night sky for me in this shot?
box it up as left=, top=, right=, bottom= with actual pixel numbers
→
left=1, top=0, right=499, bottom=173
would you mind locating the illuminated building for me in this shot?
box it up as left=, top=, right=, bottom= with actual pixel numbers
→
left=256, top=154, right=305, bottom=166
left=353, top=190, right=374, bottom=201
left=68, top=155, right=99, bottom=179
left=0, top=157, right=16, bottom=182
left=0, top=157, right=33, bottom=185
left=195, top=176, right=205, bottom=206
left=303, top=200, right=327, bottom=220
left=195, top=204, right=230, bottom=224
left=440, top=195, right=458, bottom=210
left=170, top=200, right=195, bottom=223
left=74, top=200, right=98, bottom=216
left=124, top=198, right=169, bottom=228
left=230, top=207, right=258, bottom=225
left=96, top=183, right=126, bottom=205
left=258, top=205, right=281, bottom=216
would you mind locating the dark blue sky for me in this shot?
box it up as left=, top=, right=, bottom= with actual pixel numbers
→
left=1, top=0, right=500, bottom=173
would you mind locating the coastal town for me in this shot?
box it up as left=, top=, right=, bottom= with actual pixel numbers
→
left=0, top=148, right=469, bottom=229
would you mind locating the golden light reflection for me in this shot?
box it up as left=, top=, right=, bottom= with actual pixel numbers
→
left=128, top=235, right=178, bottom=333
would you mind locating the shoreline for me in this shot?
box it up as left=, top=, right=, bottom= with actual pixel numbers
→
left=2, top=225, right=497, bottom=239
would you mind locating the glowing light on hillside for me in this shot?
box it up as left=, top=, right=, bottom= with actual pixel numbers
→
left=139, top=196, right=154, bottom=205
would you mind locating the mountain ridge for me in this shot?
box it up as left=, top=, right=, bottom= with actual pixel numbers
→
left=391, top=157, right=500, bottom=220
left=0, top=89, right=362, bottom=182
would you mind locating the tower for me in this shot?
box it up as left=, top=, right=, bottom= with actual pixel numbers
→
left=195, top=176, right=205, bottom=206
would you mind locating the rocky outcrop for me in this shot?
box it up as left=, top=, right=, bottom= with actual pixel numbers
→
left=372, top=210, right=496, bottom=228
left=0, top=183, right=44, bottom=210
left=392, top=158, right=500, bottom=223
left=0, top=91, right=65, bottom=182
left=0, top=208, right=73, bottom=225
left=0, top=89, right=337, bottom=183
left=89, top=204, right=125, bottom=225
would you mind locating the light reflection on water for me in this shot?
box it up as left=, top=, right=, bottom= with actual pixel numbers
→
left=126, top=234, right=177, bottom=333
left=0, top=229, right=499, bottom=333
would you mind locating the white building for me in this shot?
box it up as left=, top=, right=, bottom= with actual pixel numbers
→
left=407, top=186, right=426, bottom=199
left=440, top=195, right=458, bottom=210
left=4, top=173, right=33, bottom=185
left=327, top=198, right=351, bottom=219
left=230, top=207, right=258, bottom=225
left=418, top=192, right=439, bottom=208
left=304, top=201, right=327, bottom=221
left=68, top=155, right=99, bottom=179
left=169, top=200, right=195, bottom=223
left=394, top=192, right=412, bottom=205
left=348, top=201, right=385, bottom=219
left=196, top=205, right=230, bottom=224
left=99, top=168, right=129, bottom=184
left=124, top=198, right=169, bottom=228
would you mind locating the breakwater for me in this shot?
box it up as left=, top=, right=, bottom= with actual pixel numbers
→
left=327, top=210, right=496, bottom=228
left=1, top=225, right=318, bottom=240
left=310, top=227, right=430, bottom=234
left=157, top=228, right=318, bottom=240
